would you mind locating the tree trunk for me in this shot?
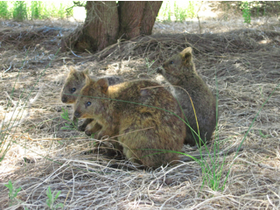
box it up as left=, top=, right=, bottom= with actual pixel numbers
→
left=62, top=1, right=119, bottom=52
left=140, top=2, right=163, bottom=35
left=118, top=1, right=146, bottom=40
left=62, top=1, right=162, bottom=53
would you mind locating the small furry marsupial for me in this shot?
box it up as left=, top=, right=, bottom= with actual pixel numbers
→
left=157, top=47, right=217, bottom=146
left=74, top=76, right=186, bottom=168
left=61, top=66, right=123, bottom=132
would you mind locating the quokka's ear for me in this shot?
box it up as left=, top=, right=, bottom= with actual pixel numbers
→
left=184, top=47, right=193, bottom=54
left=85, top=74, right=92, bottom=86
left=83, top=67, right=90, bottom=75
left=96, top=78, right=109, bottom=94
left=69, top=66, right=77, bottom=74
left=180, top=47, right=193, bottom=63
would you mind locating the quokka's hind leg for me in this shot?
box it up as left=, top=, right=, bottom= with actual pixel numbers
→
left=119, top=128, right=180, bottom=168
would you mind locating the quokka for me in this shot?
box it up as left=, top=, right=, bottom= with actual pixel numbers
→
left=74, top=76, right=186, bottom=168
left=157, top=47, right=217, bottom=146
left=61, top=66, right=123, bottom=132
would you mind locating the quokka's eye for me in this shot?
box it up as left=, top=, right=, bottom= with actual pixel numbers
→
left=86, top=101, right=91, bottom=107
left=70, top=88, right=76, bottom=93
left=169, top=61, right=174, bottom=64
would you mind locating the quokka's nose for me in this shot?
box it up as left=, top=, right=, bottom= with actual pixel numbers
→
left=61, top=96, right=68, bottom=103
left=74, top=111, right=81, bottom=118
left=156, top=67, right=164, bottom=74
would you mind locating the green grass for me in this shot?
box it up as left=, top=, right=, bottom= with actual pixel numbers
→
left=4, top=180, right=22, bottom=206
left=13, top=1, right=27, bottom=21
left=0, top=1, right=9, bottom=19
left=46, top=186, right=63, bottom=210
left=4, top=180, right=63, bottom=209
left=30, top=1, right=42, bottom=19
left=157, top=1, right=201, bottom=22
left=0, top=1, right=74, bottom=21
left=241, top=1, right=251, bottom=24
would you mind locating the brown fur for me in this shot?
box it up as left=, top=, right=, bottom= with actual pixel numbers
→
left=74, top=77, right=186, bottom=168
left=157, top=47, right=217, bottom=146
left=60, top=67, right=123, bottom=132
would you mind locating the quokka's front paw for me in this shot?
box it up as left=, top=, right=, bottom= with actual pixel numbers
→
left=85, top=129, right=93, bottom=136
left=78, top=124, right=87, bottom=132
left=84, top=123, right=103, bottom=136
left=78, top=119, right=94, bottom=132
left=85, top=127, right=105, bottom=137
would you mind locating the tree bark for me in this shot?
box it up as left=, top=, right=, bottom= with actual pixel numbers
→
left=140, top=2, right=163, bottom=35
left=118, top=1, right=146, bottom=40
left=62, top=1, right=119, bottom=52
left=77, top=1, right=119, bottom=52
left=61, top=1, right=162, bottom=53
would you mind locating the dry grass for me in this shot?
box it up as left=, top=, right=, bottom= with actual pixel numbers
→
left=0, top=15, right=280, bottom=209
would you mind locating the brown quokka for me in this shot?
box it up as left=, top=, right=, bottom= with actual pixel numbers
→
left=74, top=77, right=186, bottom=168
left=157, top=47, right=217, bottom=146
left=61, top=67, right=123, bottom=132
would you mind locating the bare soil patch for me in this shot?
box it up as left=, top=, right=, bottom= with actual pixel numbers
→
left=0, top=16, right=280, bottom=209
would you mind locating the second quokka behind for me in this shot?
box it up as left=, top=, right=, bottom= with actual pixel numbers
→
left=74, top=76, right=186, bottom=168
left=60, top=66, right=123, bottom=133
left=157, top=47, right=217, bottom=146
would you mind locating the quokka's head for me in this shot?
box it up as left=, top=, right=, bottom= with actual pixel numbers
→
left=74, top=76, right=109, bottom=119
left=61, top=67, right=89, bottom=104
left=157, top=47, right=195, bottom=84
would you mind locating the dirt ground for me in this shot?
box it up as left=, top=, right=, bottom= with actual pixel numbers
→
left=0, top=9, right=280, bottom=210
